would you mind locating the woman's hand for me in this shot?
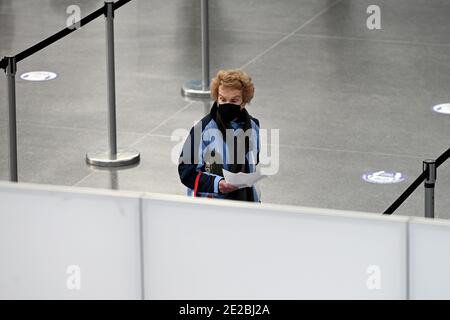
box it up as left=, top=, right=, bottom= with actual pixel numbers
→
left=219, top=179, right=238, bottom=194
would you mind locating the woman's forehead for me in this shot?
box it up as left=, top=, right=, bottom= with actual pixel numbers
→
left=218, top=86, right=242, bottom=97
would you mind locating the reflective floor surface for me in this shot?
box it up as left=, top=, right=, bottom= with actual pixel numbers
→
left=1, top=0, right=449, bottom=218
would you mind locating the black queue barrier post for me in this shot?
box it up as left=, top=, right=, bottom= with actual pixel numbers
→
left=86, top=1, right=140, bottom=167
left=5, top=57, right=18, bottom=182
left=384, top=148, right=449, bottom=217
left=1, top=0, right=137, bottom=178
left=181, top=0, right=211, bottom=98
left=423, top=159, right=436, bottom=218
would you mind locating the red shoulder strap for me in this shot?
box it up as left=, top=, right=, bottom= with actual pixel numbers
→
left=193, top=171, right=202, bottom=197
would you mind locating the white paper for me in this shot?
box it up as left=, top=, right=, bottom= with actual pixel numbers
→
left=222, top=166, right=267, bottom=189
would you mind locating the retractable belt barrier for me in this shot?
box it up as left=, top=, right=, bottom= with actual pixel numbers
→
left=1, top=0, right=139, bottom=183
left=384, top=147, right=450, bottom=217
left=1, top=1, right=448, bottom=219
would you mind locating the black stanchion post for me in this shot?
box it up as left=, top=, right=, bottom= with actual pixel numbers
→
left=181, top=0, right=211, bottom=98
left=423, top=159, right=436, bottom=218
left=5, top=56, right=18, bottom=182
left=86, top=1, right=140, bottom=167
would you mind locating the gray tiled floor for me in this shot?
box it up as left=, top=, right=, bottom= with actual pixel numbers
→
left=1, top=0, right=449, bottom=218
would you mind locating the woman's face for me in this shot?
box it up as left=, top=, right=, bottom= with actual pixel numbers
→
left=218, top=85, right=244, bottom=109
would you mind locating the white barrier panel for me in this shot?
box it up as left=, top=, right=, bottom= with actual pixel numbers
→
left=142, top=195, right=409, bottom=299
left=0, top=182, right=142, bottom=299
left=409, top=218, right=450, bottom=299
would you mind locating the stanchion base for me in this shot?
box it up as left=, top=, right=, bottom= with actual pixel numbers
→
left=86, top=148, right=140, bottom=167
left=181, top=80, right=211, bottom=98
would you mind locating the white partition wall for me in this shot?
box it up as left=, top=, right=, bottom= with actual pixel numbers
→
left=409, top=218, right=450, bottom=300
left=0, top=182, right=143, bottom=299
left=4, top=181, right=450, bottom=300
left=141, top=195, right=409, bottom=300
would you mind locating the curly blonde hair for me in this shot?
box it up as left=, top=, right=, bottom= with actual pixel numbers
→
left=210, top=69, right=255, bottom=105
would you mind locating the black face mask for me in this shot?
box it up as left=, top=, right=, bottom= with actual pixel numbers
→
left=217, top=102, right=242, bottom=123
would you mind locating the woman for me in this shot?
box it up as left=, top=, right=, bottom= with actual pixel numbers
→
left=178, top=69, right=261, bottom=202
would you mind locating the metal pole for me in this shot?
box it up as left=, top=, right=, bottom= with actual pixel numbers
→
left=201, top=0, right=210, bottom=91
left=110, top=169, right=118, bottom=190
left=85, top=1, right=140, bottom=167
left=180, top=0, right=211, bottom=98
left=423, top=159, right=436, bottom=218
left=106, top=1, right=117, bottom=157
left=6, top=56, right=18, bottom=182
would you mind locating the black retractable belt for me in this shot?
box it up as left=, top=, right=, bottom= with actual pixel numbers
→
left=384, top=147, right=449, bottom=217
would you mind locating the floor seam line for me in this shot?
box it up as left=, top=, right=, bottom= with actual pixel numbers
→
left=239, top=0, right=343, bottom=70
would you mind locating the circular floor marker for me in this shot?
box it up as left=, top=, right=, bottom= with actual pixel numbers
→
left=20, top=71, right=57, bottom=81
left=362, top=171, right=406, bottom=184
left=432, top=103, right=450, bottom=114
